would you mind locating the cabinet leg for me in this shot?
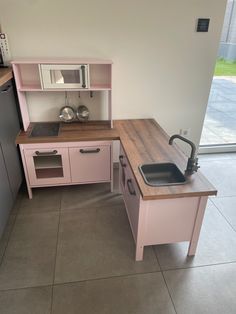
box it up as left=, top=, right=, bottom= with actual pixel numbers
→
left=188, top=241, right=197, bottom=256
left=135, top=245, right=144, bottom=261
left=27, top=186, right=33, bottom=199
left=188, top=196, right=208, bottom=256
left=110, top=180, right=113, bottom=193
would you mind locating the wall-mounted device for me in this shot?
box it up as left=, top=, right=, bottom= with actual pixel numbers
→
left=39, top=64, right=90, bottom=89
left=0, top=33, right=11, bottom=67
left=196, top=18, right=210, bottom=32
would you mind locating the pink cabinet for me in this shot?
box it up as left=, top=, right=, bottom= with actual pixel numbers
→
left=23, top=147, right=71, bottom=186
left=119, top=144, right=209, bottom=262
left=20, top=141, right=112, bottom=198
left=69, top=143, right=111, bottom=183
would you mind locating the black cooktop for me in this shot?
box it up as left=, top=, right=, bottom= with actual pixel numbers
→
left=30, top=122, right=60, bottom=137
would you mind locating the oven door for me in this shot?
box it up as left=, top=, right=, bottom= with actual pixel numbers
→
left=40, top=64, right=89, bottom=89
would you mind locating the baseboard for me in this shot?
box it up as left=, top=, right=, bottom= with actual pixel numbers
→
left=199, top=144, right=236, bottom=154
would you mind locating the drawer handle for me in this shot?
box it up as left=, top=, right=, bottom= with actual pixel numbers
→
left=80, top=148, right=100, bottom=154
left=35, top=150, right=58, bottom=156
left=119, top=155, right=126, bottom=167
left=127, top=179, right=136, bottom=195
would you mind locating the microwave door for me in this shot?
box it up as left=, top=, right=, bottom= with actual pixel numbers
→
left=40, top=64, right=89, bottom=89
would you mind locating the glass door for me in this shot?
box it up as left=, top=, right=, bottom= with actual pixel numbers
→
left=24, top=147, right=71, bottom=186
left=200, top=0, right=236, bottom=153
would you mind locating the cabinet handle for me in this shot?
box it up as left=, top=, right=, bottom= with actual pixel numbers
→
left=81, top=65, right=86, bottom=88
left=35, top=150, right=58, bottom=156
left=127, top=179, right=136, bottom=195
left=80, top=148, right=100, bottom=154
left=1, top=85, right=12, bottom=93
left=119, top=155, right=126, bottom=167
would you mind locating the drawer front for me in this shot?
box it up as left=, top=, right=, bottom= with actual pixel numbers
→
left=69, top=144, right=111, bottom=183
left=24, top=147, right=71, bottom=186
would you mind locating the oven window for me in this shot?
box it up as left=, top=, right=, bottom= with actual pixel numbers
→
left=50, top=69, right=81, bottom=84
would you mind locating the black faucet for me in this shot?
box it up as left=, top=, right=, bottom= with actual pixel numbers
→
left=169, top=134, right=200, bottom=176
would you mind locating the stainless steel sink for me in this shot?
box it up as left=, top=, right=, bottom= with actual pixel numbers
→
left=139, top=162, right=187, bottom=186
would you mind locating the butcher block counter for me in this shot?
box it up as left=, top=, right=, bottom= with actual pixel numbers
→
left=0, top=68, right=12, bottom=86
left=16, top=119, right=217, bottom=200
left=115, top=119, right=216, bottom=200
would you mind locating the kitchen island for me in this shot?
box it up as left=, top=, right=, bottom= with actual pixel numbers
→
left=16, top=119, right=217, bottom=260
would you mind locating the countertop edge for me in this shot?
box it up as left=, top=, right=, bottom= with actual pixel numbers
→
left=0, top=68, right=13, bottom=87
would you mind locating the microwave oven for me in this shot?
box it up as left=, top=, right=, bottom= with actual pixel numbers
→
left=39, top=64, right=90, bottom=89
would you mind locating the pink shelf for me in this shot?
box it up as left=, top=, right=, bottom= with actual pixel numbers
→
left=12, top=59, right=113, bottom=131
left=12, top=58, right=113, bottom=65
left=19, top=86, right=111, bottom=92
left=19, top=84, right=42, bottom=91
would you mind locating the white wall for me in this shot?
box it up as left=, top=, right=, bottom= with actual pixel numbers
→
left=0, top=0, right=227, bottom=152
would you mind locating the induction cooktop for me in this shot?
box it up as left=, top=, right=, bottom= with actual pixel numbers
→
left=29, top=122, right=60, bottom=137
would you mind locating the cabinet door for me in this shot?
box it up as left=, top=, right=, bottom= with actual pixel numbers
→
left=119, top=145, right=128, bottom=193
left=69, top=144, right=111, bottom=183
left=0, top=145, right=13, bottom=238
left=24, top=147, right=71, bottom=186
left=120, top=147, right=140, bottom=242
left=0, top=81, right=22, bottom=199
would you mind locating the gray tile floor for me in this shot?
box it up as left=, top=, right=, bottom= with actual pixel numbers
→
left=200, top=76, right=236, bottom=145
left=0, top=157, right=236, bottom=313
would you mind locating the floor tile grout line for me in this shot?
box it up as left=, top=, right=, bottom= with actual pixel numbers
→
left=52, top=270, right=163, bottom=287
left=152, top=245, right=162, bottom=270
left=210, top=200, right=236, bottom=233
left=50, top=194, right=62, bottom=314
left=210, top=195, right=236, bottom=199
left=159, top=259, right=236, bottom=272
left=0, top=270, right=163, bottom=292
left=44, top=259, right=236, bottom=286
left=1, top=259, right=236, bottom=293
left=0, top=193, right=23, bottom=267
left=153, top=246, right=178, bottom=313
left=160, top=271, right=178, bottom=314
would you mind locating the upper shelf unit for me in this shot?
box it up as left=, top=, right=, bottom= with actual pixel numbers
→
left=12, top=59, right=113, bottom=131
left=12, top=59, right=112, bottom=91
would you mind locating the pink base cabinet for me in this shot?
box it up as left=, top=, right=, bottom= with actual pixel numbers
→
left=20, top=141, right=113, bottom=199
left=119, top=144, right=208, bottom=261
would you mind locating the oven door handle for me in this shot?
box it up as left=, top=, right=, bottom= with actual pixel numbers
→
left=35, top=150, right=58, bottom=156
left=80, top=148, right=100, bottom=154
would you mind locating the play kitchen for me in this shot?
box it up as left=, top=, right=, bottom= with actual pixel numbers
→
left=12, top=58, right=217, bottom=261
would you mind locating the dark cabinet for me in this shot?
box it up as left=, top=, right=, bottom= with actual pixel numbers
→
left=0, top=80, right=22, bottom=237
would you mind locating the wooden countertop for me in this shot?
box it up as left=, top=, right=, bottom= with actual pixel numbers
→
left=16, top=119, right=217, bottom=200
left=0, top=68, right=12, bottom=86
left=16, top=121, right=120, bottom=144
left=115, top=119, right=217, bottom=200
